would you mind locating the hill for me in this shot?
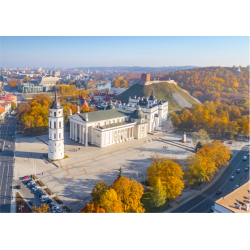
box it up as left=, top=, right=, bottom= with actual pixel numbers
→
left=115, top=82, right=200, bottom=110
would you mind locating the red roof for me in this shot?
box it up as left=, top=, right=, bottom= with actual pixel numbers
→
left=0, top=94, right=16, bottom=102
left=0, top=107, right=6, bottom=114
left=0, top=102, right=10, bottom=107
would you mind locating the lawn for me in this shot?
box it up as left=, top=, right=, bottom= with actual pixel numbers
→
left=16, top=192, right=32, bottom=213
left=141, top=189, right=171, bottom=213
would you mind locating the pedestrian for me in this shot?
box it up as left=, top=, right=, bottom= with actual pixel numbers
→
left=42, top=172, right=43, bottom=175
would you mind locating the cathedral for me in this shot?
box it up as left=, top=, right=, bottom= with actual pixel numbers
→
left=69, top=91, right=168, bottom=148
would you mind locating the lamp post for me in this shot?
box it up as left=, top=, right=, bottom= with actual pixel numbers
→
left=19, top=205, right=24, bottom=213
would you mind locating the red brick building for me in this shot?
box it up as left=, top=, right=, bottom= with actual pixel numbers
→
left=141, top=73, right=150, bottom=83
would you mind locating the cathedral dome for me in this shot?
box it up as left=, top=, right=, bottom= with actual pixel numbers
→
left=106, top=100, right=115, bottom=110
left=131, top=105, right=144, bottom=119
left=149, top=90, right=155, bottom=100
left=51, top=92, right=62, bottom=109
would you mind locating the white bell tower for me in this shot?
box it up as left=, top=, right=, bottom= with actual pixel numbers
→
left=48, top=92, right=64, bottom=160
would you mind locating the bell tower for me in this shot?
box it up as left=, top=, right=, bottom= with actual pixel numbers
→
left=48, top=92, right=64, bottom=160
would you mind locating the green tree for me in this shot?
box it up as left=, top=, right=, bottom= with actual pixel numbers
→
left=11, top=102, right=17, bottom=111
left=117, top=167, right=122, bottom=179
left=192, top=129, right=210, bottom=148
left=150, top=177, right=166, bottom=208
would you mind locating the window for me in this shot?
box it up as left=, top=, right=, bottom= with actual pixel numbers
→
left=54, top=122, right=56, bottom=128
left=50, top=121, right=51, bottom=128
left=54, top=112, right=56, bottom=117
left=59, top=133, right=61, bottom=139
left=59, top=121, right=61, bottom=128
left=54, top=133, right=56, bottom=139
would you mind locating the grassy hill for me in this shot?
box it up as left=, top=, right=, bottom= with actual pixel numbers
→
left=115, top=82, right=199, bottom=110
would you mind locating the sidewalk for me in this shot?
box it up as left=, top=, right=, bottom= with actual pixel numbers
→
left=163, top=142, right=249, bottom=213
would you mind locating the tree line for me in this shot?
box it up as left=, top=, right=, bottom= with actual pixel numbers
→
left=171, top=101, right=249, bottom=139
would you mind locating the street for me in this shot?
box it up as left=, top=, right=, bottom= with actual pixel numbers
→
left=0, top=115, right=17, bottom=213
left=172, top=145, right=249, bottom=213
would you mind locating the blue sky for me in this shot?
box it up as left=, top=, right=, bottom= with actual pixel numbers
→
left=0, top=36, right=249, bottom=68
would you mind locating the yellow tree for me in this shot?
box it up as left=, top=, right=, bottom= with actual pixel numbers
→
left=99, top=189, right=124, bottom=213
left=32, top=203, right=50, bottom=213
left=227, top=121, right=240, bottom=139
left=185, top=149, right=217, bottom=186
left=206, top=140, right=231, bottom=168
left=147, top=155, right=184, bottom=200
left=171, top=112, right=181, bottom=128
left=80, top=203, right=105, bottom=213
left=242, top=120, right=250, bottom=137
left=111, top=177, right=145, bottom=213
left=91, top=180, right=109, bottom=204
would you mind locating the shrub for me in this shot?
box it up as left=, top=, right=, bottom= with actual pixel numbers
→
left=53, top=196, right=63, bottom=204
left=37, top=180, right=45, bottom=187
left=63, top=206, right=72, bottom=213
left=45, top=188, right=54, bottom=195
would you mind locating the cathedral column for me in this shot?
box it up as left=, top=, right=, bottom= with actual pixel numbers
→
left=72, top=122, right=75, bottom=140
left=75, top=123, right=78, bottom=141
left=69, top=121, right=72, bottom=139
left=82, top=125, right=85, bottom=145
left=79, top=124, right=82, bottom=143
left=85, top=126, right=88, bottom=147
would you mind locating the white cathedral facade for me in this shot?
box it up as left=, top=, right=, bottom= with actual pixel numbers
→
left=69, top=91, right=168, bottom=148
left=48, top=92, right=64, bottom=160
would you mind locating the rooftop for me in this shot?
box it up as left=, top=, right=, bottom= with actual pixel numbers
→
left=215, top=181, right=250, bottom=213
left=97, top=121, right=135, bottom=130
left=78, top=108, right=132, bottom=123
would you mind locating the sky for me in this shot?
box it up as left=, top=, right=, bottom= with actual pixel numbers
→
left=0, top=36, right=249, bottom=68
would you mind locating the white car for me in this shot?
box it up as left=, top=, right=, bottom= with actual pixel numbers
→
left=230, top=176, right=234, bottom=180
left=235, top=185, right=239, bottom=189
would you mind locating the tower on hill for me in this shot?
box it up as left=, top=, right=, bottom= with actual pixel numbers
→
left=141, top=73, right=150, bottom=83
left=48, top=92, right=64, bottom=160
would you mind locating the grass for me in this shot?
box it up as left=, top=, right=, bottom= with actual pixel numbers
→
left=63, top=206, right=72, bottom=213
left=116, top=82, right=200, bottom=110
left=44, top=153, right=69, bottom=161
left=37, top=180, right=45, bottom=187
left=140, top=189, right=171, bottom=213
left=16, top=192, right=32, bottom=213
left=45, top=188, right=54, bottom=196
left=53, top=196, right=63, bottom=204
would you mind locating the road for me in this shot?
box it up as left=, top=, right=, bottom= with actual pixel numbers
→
left=0, top=115, right=17, bottom=213
left=172, top=145, right=249, bottom=213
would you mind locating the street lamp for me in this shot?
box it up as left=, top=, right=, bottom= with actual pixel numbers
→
left=19, top=205, right=24, bottom=213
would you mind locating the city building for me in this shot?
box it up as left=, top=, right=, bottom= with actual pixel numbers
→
left=0, top=101, right=11, bottom=116
left=214, top=181, right=250, bottom=213
left=0, top=107, right=6, bottom=122
left=18, top=82, right=44, bottom=93
left=0, top=93, right=17, bottom=105
left=69, top=91, right=168, bottom=148
left=40, top=76, right=59, bottom=88
left=48, top=92, right=64, bottom=160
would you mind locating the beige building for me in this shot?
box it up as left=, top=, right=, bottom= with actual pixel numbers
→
left=40, top=77, right=59, bottom=87
left=214, top=181, right=250, bottom=213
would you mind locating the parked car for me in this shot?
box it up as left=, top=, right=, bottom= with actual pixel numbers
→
left=46, top=199, right=52, bottom=204
left=216, top=190, right=222, bottom=195
left=245, top=167, right=249, bottom=171
left=22, top=176, right=30, bottom=180
left=230, top=176, right=234, bottom=180
left=16, top=185, right=21, bottom=189
left=29, top=201, right=34, bottom=206
left=243, top=156, right=247, bottom=161
left=237, top=169, right=240, bottom=173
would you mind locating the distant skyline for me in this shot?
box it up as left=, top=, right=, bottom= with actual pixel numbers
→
left=0, top=36, right=249, bottom=68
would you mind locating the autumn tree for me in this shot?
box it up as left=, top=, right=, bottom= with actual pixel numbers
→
left=150, top=177, right=167, bottom=208
left=206, top=140, right=231, bottom=168
left=80, top=202, right=105, bottom=213
left=91, top=180, right=109, bottom=204
left=147, top=154, right=184, bottom=200
left=99, top=189, right=124, bottom=213
left=31, top=203, right=50, bottom=213
left=24, top=77, right=29, bottom=83
left=111, top=177, right=145, bottom=213
left=227, top=121, right=240, bottom=139
left=171, top=112, right=181, bottom=129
